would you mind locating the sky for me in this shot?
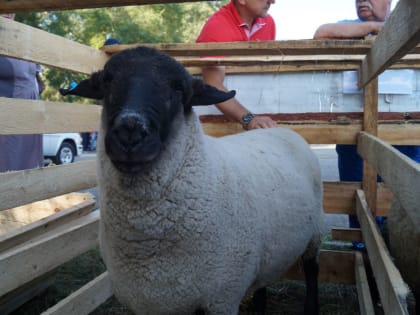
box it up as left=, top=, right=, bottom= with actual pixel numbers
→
left=270, top=0, right=398, bottom=40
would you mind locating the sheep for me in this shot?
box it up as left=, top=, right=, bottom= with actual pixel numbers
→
left=385, top=198, right=420, bottom=313
left=62, top=46, right=323, bottom=315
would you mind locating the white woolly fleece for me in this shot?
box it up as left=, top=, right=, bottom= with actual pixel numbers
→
left=97, top=109, right=323, bottom=315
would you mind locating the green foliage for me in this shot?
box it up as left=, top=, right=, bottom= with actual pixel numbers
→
left=14, top=2, right=225, bottom=102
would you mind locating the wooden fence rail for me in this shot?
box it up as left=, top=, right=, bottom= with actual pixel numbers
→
left=1, top=0, right=420, bottom=312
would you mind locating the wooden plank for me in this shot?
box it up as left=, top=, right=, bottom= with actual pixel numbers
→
left=181, top=53, right=420, bottom=64
left=0, top=211, right=99, bottom=297
left=323, top=181, right=392, bottom=216
left=199, top=111, right=420, bottom=123
left=42, top=272, right=112, bottom=315
left=362, top=79, right=378, bottom=215
left=0, top=270, right=56, bottom=315
left=180, top=55, right=420, bottom=71
left=202, top=123, right=361, bottom=144
left=200, top=121, right=420, bottom=145
left=390, top=55, right=420, bottom=69
left=362, top=77, right=378, bottom=137
left=0, top=156, right=384, bottom=231
left=285, top=250, right=355, bottom=284
left=323, top=181, right=359, bottom=215
left=362, top=166, right=378, bottom=215
left=331, top=228, right=363, bottom=243
left=0, top=192, right=93, bottom=234
left=355, top=190, right=410, bottom=314
left=196, top=63, right=361, bottom=74
left=3, top=98, right=420, bottom=142
left=178, top=55, right=367, bottom=63
left=0, top=193, right=96, bottom=252
left=102, top=41, right=420, bottom=57
left=357, top=131, right=420, bottom=232
left=188, top=56, right=420, bottom=75
left=0, top=98, right=101, bottom=134
left=0, top=18, right=108, bottom=74
left=376, top=184, right=394, bottom=216
left=0, top=160, right=97, bottom=211
left=380, top=123, right=420, bottom=145
left=2, top=97, right=420, bottom=142
left=359, top=0, right=420, bottom=87
left=354, top=251, right=375, bottom=315
left=103, top=40, right=373, bottom=56
left=0, top=0, right=208, bottom=12
left=178, top=55, right=362, bottom=67
left=1, top=17, right=419, bottom=74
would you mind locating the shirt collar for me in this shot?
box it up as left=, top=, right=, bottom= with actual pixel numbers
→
left=240, top=20, right=266, bottom=38
left=228, top=1, right=267, bottom=38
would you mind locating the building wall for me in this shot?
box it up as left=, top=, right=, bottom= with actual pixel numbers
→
left=195, top=69, right=420, bottom=115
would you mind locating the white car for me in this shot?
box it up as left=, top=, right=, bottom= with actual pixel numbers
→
left=43, top=133, right=83, bottom=165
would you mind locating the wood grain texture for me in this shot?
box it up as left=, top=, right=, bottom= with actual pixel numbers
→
left=362, top=79, right=378, bottom=215
left=354, top=251, right=375, bottom=315
left=0, top=97, right=102, bottom=135
left=356, top=190, right=410, bottom=315
left=0, top=0, right=207, bottom=12
left=0, top=211, right=99, bottom=297
left=358, top=132, right=420, bottom=232
left=42, top=272, right=112, bottom=315
left=359, top=0, right=420, bottom=87
left=0, top=161, right=97, bottom=211
left=0, top=17, right=108, bottom=74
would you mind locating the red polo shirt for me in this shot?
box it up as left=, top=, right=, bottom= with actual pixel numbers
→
left=196, top=1, right=276, bottom=43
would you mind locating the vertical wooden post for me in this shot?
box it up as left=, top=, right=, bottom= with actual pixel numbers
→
left=362, top=78, right=378, bottom=215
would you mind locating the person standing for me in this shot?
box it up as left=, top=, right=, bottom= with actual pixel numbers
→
left=0, top=13, right=44, bottom=172
left=314, top=0, right=391, bottom=39
left=196, top=0, right=277, bottom=130
left=313, top=0, right=420, bottom=249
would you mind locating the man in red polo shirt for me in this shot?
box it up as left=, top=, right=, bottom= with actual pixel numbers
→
left=196, top=0, right=277, bottom=130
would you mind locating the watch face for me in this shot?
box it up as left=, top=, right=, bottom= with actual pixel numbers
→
left=242, top=113, right=255, bottom=129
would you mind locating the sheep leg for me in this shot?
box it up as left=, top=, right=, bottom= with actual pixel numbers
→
left=251, top=287, right=267, bottom=314
left=194, top=308, right=206, bottom=315
left=303, top=256, right=319, bottom=315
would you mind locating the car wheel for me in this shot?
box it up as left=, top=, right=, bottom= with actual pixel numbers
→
left=53, top=142, right=76, bottom=165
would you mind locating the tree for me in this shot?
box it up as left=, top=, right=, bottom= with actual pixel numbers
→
left=16, top=2, right=223, bottom=102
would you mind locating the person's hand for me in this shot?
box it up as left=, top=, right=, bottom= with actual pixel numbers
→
left=247, top=116, right=277, bottom=129
left=370, top=21, right=385, bottom=35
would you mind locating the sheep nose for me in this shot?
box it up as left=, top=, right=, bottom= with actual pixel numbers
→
left=111, top=112, right=148, bottom=149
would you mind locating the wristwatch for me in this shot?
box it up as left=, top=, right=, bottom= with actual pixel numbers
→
left=241, top=112, right=255, bottom=130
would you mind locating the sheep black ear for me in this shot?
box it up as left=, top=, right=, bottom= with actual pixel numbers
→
left=59, top=71, right=105, bottom=100
left=188, top=78, right=236, bottom=107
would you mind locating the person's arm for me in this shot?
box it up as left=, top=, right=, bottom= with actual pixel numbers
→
left=313, top=21, right=384, bottom=39
left=201, top=65, right=277, bottom=130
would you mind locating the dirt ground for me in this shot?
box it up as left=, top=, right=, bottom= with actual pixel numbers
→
left=89, top=280, right=361, bottom=315
left=10, top=248, right=364, bottom=315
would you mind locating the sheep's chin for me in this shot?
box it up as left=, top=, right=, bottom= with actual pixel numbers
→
left=111, top=160, right=152, bottom=174
left=105, top=136, right=161, bottom=174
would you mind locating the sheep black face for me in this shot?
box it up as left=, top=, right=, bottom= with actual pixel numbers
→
left=60, top=46, right=235, bottom=173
